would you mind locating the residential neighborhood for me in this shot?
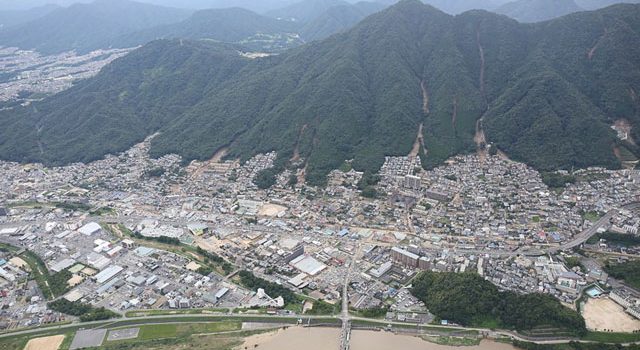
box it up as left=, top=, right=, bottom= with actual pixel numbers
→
left=0, top=135, right=638, bottom=335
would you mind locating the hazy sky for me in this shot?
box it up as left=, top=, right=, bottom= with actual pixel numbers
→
left=0, top=0, right=636, bottom=13
left=0, top=0, right=512, bottom=13
left=0, top=0, right=304, bottom=11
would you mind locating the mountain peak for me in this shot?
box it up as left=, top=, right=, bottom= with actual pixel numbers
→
left=386, top=0, right=448, bottom=19
left=391, top=0, right=427, bottom=11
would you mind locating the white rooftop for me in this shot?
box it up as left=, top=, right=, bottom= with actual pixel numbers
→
left=94, top=265, right=123, bottom=284
left=78, top=222, right=102, bottom=235
left=280, top=238, right=300, bottom=250
left=290, top=255, right=326, bottom=276
left=0, top=227, right=19, bottom=235
left=287, top=273, right=307, bottom=287
left=50, top=258, right=76, bottom=273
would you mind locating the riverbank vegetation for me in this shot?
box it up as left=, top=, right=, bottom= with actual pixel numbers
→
left=48, top=299, right=120, bottom=322
left=411, top=272, right=586, bottom=335
left=604, top=260, right=640, bottom=290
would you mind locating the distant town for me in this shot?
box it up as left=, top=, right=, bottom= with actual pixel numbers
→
left=0, top=131, right=639, bottom=343
left=0, top=46, right=131, bottom=103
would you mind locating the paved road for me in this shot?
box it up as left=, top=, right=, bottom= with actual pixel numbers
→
left=339, top=249, right=355, bottom=350
left=549, top=210, right=616, bottom=253
left=550, top=201, right=640, bottom=253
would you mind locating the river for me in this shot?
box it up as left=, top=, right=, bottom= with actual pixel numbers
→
left=238, top=327, right=519, bottom=350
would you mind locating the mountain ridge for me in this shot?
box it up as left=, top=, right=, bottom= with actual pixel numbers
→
left=0, top=0, right=193, bottom=54
left=0, top=0, right=388, bottom=54
left=265, top=0, right=349, bottom=22
left=495, top=0, right=584, bottom=23
left=0, top=4, right=60, bottom=29
left=116, top=6, right=303, bottom=52
left=0, top=0, right=638, bottom=184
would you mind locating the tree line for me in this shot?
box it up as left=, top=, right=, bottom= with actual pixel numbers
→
left=411, top=271, right=586, bottom=335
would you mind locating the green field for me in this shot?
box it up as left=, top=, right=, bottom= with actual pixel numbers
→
left=581, top=211, right=601, bottom=223
left=0, top=335, right=29, bottom=350
left=0, top=320, right=249, bottom=350
left=98, top=332, right=250, bottom=350
left=138, top=324, right=179, bottom=340
left=582, top=330, right=640, bottom=343
left=134, top=322, right=241, bottom=340
left=350, top=319, right=472, bottom=334
left=96, top=322, right=258, bottom=350
left=421, top=335, right=480, bottom=346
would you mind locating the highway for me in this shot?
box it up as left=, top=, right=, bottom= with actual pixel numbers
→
left=549, top=201, right=640, bottom=253
left=548, top=210, right=615, bottom=253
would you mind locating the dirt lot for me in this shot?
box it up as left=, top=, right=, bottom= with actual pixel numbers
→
left=9, top=257, right=27, bottom=269
left=24, top=335, right=65, bottom=350
left=583, top=297, right=640, bottom=332
left=258, top=204, right=287, bottom=217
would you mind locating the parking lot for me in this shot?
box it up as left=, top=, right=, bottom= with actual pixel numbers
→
left=69, top=329, right=106, bottom=350
left=106, top=327, right=140, bottom=341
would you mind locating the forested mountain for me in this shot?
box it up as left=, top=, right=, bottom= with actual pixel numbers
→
left=119, top=1, right=387, bottom=51
left=1, top=0, right=638, bottom=185
left=374, top=0, right=511, bottom=14
left=266, top=0, right=348, bottom=22
left=421, top=0, right=507, bottom=13
left=0, top=0, right=192, bottom=54
left=0, top=4, right=59, bottom=29
left=118, top=7, right=302, bottom=52
left=381, top=0, right=638, bottom=19
left=496, top=0, right=583, bottom=22
left=483, top=3, right=640, bottom=169
left=161, top=0, right=298, bottom=12
left=576, top=0, right=640, bottom=10
left=0, top=0, right=376, bottom=55
left=0, top=40, right=250, bottom=164
left=300, top=1, right=386, bottom=40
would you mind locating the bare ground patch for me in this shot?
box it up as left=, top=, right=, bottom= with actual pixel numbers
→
left=583, top=297, right=640, bottom=332
left=24, top=335, right=65, bottom=350
left=258, top=203, right=287, bottom=217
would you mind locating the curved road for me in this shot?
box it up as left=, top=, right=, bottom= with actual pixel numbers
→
left=552, top=201, right=640, bottom=253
